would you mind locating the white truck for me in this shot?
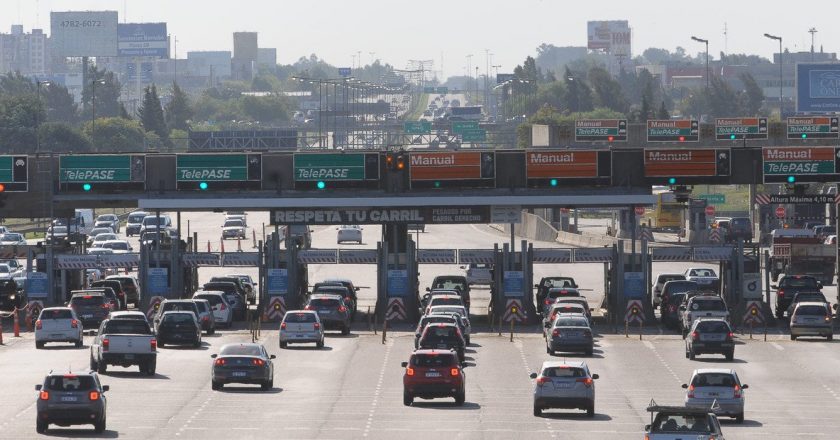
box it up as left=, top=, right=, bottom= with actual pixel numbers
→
left=90, top=318, right=157, bottom=376
left=769, top=234, right=835, bottom=285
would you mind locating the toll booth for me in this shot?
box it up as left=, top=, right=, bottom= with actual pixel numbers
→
left=376, top=224, right=419, bottom=323
left=492, top=241, right=536, bottom=325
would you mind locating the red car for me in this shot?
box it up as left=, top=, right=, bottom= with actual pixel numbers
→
left=402, top=349, right=465, bottom=406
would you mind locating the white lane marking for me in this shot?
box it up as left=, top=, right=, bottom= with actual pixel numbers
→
left=771, top=342, right=784, bottom=351
left=514, top=341, right=557, bottom=439
left=643, top=339, right=682, bottom=384
left=363, top=339, right=393, bottom=437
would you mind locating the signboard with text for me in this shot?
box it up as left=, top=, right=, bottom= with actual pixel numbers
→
left=409, top=152, right=495, bottom=189
left=0, top=156, right=28, bottom=192
left=271, top=206, right=491, bottom=225
left=644, top=149, right=730, bottom=184
left=796, top=63, right=840, bottom=113
left=50, top=11, right=118, bottom=57
left=786, top=116, right=839, bottom=140
left=646, top=119, right=699, bottom=142
left=574, top=119, right=627, bottom=142
left=404, top=121, right=432, bottom=135
left=762, top=146, right=840, bottom=183
left=59, top=155, right=146, bottom=191
left=293, top=153, right=379, bottom=189
left=525, top=150, right=610, bottom=186
left=715, top=117, right=768, bottom=140
left=176, top=154, right=261, bottom=190
left=118, top=22, right=168, bottom=57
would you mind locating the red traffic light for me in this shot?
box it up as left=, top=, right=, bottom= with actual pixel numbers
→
left=678, top=136, right=685, bottom=142
left=0, top=183, right=5, bottom=192
left=607, top=135, right=614, bottom=142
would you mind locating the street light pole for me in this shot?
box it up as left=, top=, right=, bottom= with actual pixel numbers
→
left=691, top=36, right=710, bottom=89
left=90, top=79, right=106, bottom=142
left=36, top=80, right=51, bottom=155
left=764, top=33, right=783, bottom=116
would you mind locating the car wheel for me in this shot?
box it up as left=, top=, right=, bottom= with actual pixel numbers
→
left=776, top=311, right=784, bottom=319
left=249, top=298, right=256, bottom=305
left=828, top=334, right=834, bottom=341
left=454, top=390, right=465, bottom=406
left=211, top=380, right=222, bottom=391
left=585, top=349, right=593, bottom=357
left=465, top=336, right=471, bottom=346
left=261, top=381, right=272, bottom=391
left=736, top=412, right=745, bottom=423
left=94, top=416, right=106, bottom=433
left=533, top=406, right=542, bottom=417
left=689, top=349, right=696, bottom=360
left=208, top=328, right=215, bottom=336
left=193, top=339, right=201, bottom=348
left=726, top=350, right=734, bottom=361
left=98, top=361, right=107, bottom=374
left=36, top=420, right=48, bottom=433
left=280, top=342, right=288, bottom=349
left=586, top=404, right=595, bottom=418
left=158, top=341, right=165, bottom=348
left=316, top=340, right=324, bottom=349
left=341, top=325, right=350, bottom=336
left=35, top=341, right=44, bottom=349
left=403, top=391, right=413, bottom=406
left=790, top=335, right=796, bottom=341
left=75, top=339, right=83, bottom=348
left=146, top=362, right=156, bottom=376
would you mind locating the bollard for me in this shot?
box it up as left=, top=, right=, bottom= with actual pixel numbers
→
left=764, top=325, right=767, bottom=342
left=497, top=315, right=502, bottom=337
left=207, top=240, right=211, bottom=252
left=382, top=318, right=387, bottom=344
left=373, top=313, right=377, bottom=335
left=0, top=318, right=4, bottom=345
left=749, top=321, right=753, bottom=340
left=237, top=237, right=242, bottom=252
left=639, top=321, right=643, bottom=341
left=252, top=230, right=257, bottom=249
left=509, top=318, right=515, bottom=342
left=367, top=306, right=372, bottom=332
left=625, top=321, right=629, bottom=338
left=13, top=308, right=20, bottom=337
left=221, top=240, right=225, bottom=253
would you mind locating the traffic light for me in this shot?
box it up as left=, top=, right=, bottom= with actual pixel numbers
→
left=550, top=178, right=558, bottom=187
left=787, top=175, right=796, bottom=184
left=730, top=134, right=737, bottom=140
left=395, top=153, right=405, bottom=171
left=316, top=181, right=326, bottom=190
left=82, top=183, right=92, bottom=192
left=801, top=133, right=808, bottom=139
left=667, top=177, right=677, bottom=185
left=198, top=182, right=209, bottom=190
left=0, top=183, right=5, bottom=208
left=0, top=183, right=5, bottom=192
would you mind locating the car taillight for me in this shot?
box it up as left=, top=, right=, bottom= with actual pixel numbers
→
left=733, top=384, right=741, bottom=398
left=214, top=358, right=225, bottom=366
left=406, top=367, right=415, bottom=376
left=150, top=339, right=157, bottom=351
left=777, top=289, right=784, bottom=296
left=313, top=322, right=321, bottom=330
left=102, top=338, right=109, bottom=351
left=536, top=376, right=550, bottom=386
left=450, top=368, right=459, bottom=376
left=826, top=316, right=832, bottom=323
left=70, top=319, right=78, bottom=328
left=727, top=332, right=734, bottom=340
left=220, top=303, right=226, bottom=310
left=551, top=329, right=560, bottom=337
left=35, top=320, right=42, bottom=330
left=687, top=384, right=695, bottom=398
left=89, top=391, right=100, bottom=401
left=280, top=322, right=287, bottom=330
left=576, top=378, right=593, bottom=387
left=39, top=391, right=49, bottom=400
left=544, top=299, right=551, bottom=305
left=102, top=304, right=110, bottom=310
left=202, top=316, right=209, bottom=322
left=691, top=331, right=699, bottom=340
left=344, top=297, right=352, bottom=304
left=304, top=305, right=314, bottom=311
left=338, top=306, right=347, bottom=313
left=252, top=359, right=265, bottom=366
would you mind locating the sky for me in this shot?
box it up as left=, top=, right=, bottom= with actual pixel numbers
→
left=2, top=0, right=838, bottom=78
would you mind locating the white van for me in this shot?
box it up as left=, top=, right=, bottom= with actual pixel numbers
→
left=52, top=209, right=94, bottom=236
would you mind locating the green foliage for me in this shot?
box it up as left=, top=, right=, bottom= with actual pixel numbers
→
left=657, top=101, right=670, bottom=119
left=563, top=67, right=593, bottom=112
left=81, top=66, right=122, bottom=119
left=42, top=84, right=78, bottom=124
left=38, top=122, right=91, bottom=153
left=82, top=117, right=161, bottom=152
left=0, top=94, right=43, bottom=153
left=165, top=82, right=193, bottom=131
left=739, top=72, right=765, bottom=116
left=138, top=85, right=169, bottom=141
left=0, top=71, right=36, bottom=96
left=241, top=95, right=292, bottom=124
left=587, top=67, right=628, bottom=113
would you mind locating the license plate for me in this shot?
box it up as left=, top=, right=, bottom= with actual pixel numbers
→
left=51, top=334, right=64, bottom=338
left=124, top=354, right=134, bottom=360
left=708, top=392, right=719, bottom=397
left=82, top=314, right=93, bottom=319
left=295, top=334, right=304, bottom=338
left=60, top=396, right=78, bottom=402
left=232, top=371, right=247, bottom=377
left=425, top=372, right=441, bottom=378
left=437, top=344, right=448, bottom=349
left=554, top=382, right=572, bottom=388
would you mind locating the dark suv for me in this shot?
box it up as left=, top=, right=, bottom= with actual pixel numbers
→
left=35, top=372, right=108, bottom=433
left=773, top=275, right=822, bottom=319
left=727, top=217, right=753, bottom=243
left=685, top=318, right=735, bottom=361
left=417, top=323, right=466, bottom=363
left=402, top=349, right=465, bottom=406
left=153, top=300, right=200, bottom=332
left=91, top=280, right=127, bottom=310
left=68, top=293, right=110, bottom=329
left=305, top=294, right=352, bottom=335
left=156, top=311, right=202, bottom=348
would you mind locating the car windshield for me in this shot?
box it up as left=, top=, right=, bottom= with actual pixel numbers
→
left=104, top=320, right=151, bottom=334
left=697, top=321, right=730, bottom=333
left=0, top=233, right=22, bottom=241
left=423, top=326, right=457, bottom=341
left=0, top=265, right=9, bottom=274
left=412, top=353, right=456, bottom=367
left=546, top=278, right=575, bottom=288
left=731, top=218, right=750, bottom=227
left=315, top=286, right=349, bottom=295
left=224, top=220, right=243, bottom=227
left=555, top=318, right=589, bottom=327
left=796, top=305, right=827, bottom=316
left=41, top=309, right=73, bottom=320
left=690, top=299, right=726, bottom=311
left=195, top=294, right=224, bottom=305
left=781, top=277, right=819, bottom=288
left=430, top=307, right=465, bottom=316
left=163, top=302, right=195, bottom=312
left=433, top=279, right=466, bottom=290
left=46, top=375, right=96, bottom=391
left=542, top=366, right=585, bottom=378
left=796, top=294, right=825, bottom=302
left=285, top=312, right=317, bottom=323
left=652, top=415, right=710, bottom=433
left=94, top=234, right=116, bottom=242
left=143, top=217, right=165, bottom=226
left=658, top=275, right=684, bottom=284
left=194, top=302, right=209, bottom=313
left=430, top=297, right=462, bottom=306
left=421, top=317, right=456, bottom=328
left=689, top=269, right=716, bottom=277
left=220, top=344, right=262, bottom=356
left=128, top=214, right=147, bottom=223
left=692, top=373, right=736, bottom=387
left=50, top=226, right=68, bottom=234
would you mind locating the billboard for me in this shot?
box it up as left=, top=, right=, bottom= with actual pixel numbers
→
left=50, top=11, right=118, bottom=57
left=118, top=23, right=168, bottom=57
left=587, top=20, right=631, bottom=55
left=796, top=63, right=840, bottom=113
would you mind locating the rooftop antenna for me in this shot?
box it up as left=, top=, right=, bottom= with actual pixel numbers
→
left=809, top=27, right=817, bottom=61
left=723, top=22, right=728, bottom=56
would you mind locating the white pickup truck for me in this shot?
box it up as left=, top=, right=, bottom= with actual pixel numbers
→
left=90, top=319, right=157, bottom=376
left=680, top=295, right=730, bottom=335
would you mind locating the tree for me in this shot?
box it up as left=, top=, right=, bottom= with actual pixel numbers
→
left=43, top=84, right=78, bottom=124
left=0, top=72, right=36, bottom=96
left=739, top=72, right=765, bottom=115
left=657, top=101, right=670, bottom=119
left=707, top=75, right=740, bottom=117
left=0, top=94, right=43, bottom=153
left=165, top=82, right=193, bottom=131
left=639, top=95, right=651, bottom=122
left=138, top=85, right=169, bottom=141
left=588, top=67, right=628, bottom=113
left=82, top=117, right=162, bottom=152
left=38, top=122, right=91, bottom=153
left=81, top=67, right=122, bottom=119
left=241, top=95, right=291, bottom=124
left=563, top=67, right=593, bottom=112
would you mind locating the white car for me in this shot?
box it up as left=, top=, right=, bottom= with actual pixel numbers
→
left=225, top=213, right=248, bottom=227
left=0, top=232, right=26, bottom=246
left=90, top=233, right=119, bottom=248
left=35, top=307, right=83, bottom=348
left=100, top=240, right=133, bottom=254
left=336, top=225, right=363, bottom=244
left=0, top=263, right=14, bottom=280
left=87, top=248, right=114, bottom=255
left=685, top=267, right=719, bottom=287
left=193, top=291, right=233, bottom=328
left=222, top=219, right=246, bottom=240
left=463, top=263, right=492, bottom=285
left=86, top=227, right=116, bottom=245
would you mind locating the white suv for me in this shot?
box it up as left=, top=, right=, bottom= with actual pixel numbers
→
left=35, top=307, right=83, bottom=348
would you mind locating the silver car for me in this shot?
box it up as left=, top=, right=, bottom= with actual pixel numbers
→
left=530, top=361, right=598, bottom=417
left=683, top=368, right=747, bottom=422
left=545, top=314, right=594, bottom=356
left=279, top=310, right=324, bottom=348
left=790, top=302, right=833, bottom=340
left=336, top=225, right=363, bottom=244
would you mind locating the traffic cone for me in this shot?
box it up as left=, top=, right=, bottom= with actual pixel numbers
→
left=221, top=240, right=225, bottom=253
left=13, top=308, right=20, bottom=337
left=207, top=240, right=211, bottom=252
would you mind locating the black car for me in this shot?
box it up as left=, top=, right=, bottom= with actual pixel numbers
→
left=535, top=276, right=578, bottom=308
left=209, top=276, right=250, bottom=301
left=68, top=293, right=110, bottom=329
left=313, top=279, right=359, bottom=319
left=153, top=299, right=200, bottom=332
left=417, top=323, right=466, bottom=363
left=211, top=343, right=275, bottom=391
left=36, top=371, right=108, bottom=434
left=91, top=280, right=127, bottom=310
left=727, top=217, right=753, bottom=243
left=0, top=278, right=23, bottom=310
left=659, top=281, right=700, bottom=328
left=429, top=276, right=471, bottom=311
left=305, top=294, right=351, bottom=335
left=685, top=318, right=735, bottom=361
left=104, top=276, right=140, bottom=307
left=77, top=288, right=120, bottom=312
left=773, top=275, right=823, bottom=319
left=156, top=311, right=202, bottom=348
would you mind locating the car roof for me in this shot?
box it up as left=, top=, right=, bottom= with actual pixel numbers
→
left=162, top=310, right=194, bottom=315
left=323, top=277, right=353, bottom=283
left=548, top=287, right=579, bottom=292
left=689, top=295, right=724, bottom=301
left=796, top=301, right=829, bottom=307
left=162, top=299, right=195, bottom=304
left=42, top=306, right=72, bottom=311
left=310, top=293, right=343, bottom=299
left=430, top=294, right=461, bottom=299
left=540, top=360, right=587, bottom=369
left=109, top=311, right=145, bottom=316
left=285, top=309, right=317, bottom=315
left=693, top=368, right=735, bottom=376
left=413, top=349, right=457, bottom=355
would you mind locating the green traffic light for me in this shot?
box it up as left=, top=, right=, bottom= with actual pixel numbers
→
left=801, top=133, right=807, bottom=139
left=730, top=134, right=736, bottom=140
left=82, top=183, right=92, bottom=191
left=787, top=176, right=795, bottom=183
left=199, top=182, right=208, bottom=190
left=317, top=181, right=326, bottom=189
left=434, top=181, right=441, bottom=188
left=550, top=179, right=558, bottom=187
left=668, top=178, right=676, bottom=185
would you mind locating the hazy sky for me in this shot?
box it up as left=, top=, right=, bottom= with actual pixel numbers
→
left=3, top=0, right=838, bottom=78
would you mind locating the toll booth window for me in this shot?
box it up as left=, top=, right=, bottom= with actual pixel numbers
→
left=542, top=367, right=585, bottom=378
left=286, top=313, right=317, bottom=323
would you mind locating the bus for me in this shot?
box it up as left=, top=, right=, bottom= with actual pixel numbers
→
left=447, top=106, right=482, bottom=121
left=643, top=190, right=682, bottom=230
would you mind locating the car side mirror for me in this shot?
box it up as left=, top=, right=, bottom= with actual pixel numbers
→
left=834, top=304, right=838, bottom=311
left=679, top=306, right=686, bottom=311
left=210, top=354, right=218, bottom=358
left=644, top=425, right=651, bottom=431
left=818, top=282, right=823, bottom=289
left=401, top=362, right=408, bottom=368
left=459, top=266, right=465, bottom=270
left=35, top=384, right=42, bottom=391
left=741, top=384, right=748, bottom=389
left=529, top=373, right=538, bottom=379
left=544, top=321, right=551, bottom=328
left=102, top=385, right=110, bottom=392
left=591, top=374, right=599, bottom=380
left=534, top=284, right=540, bottom=288
left=269, top=355, right=276, bottom=359
left=681, top=384, right=688, bottom=389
